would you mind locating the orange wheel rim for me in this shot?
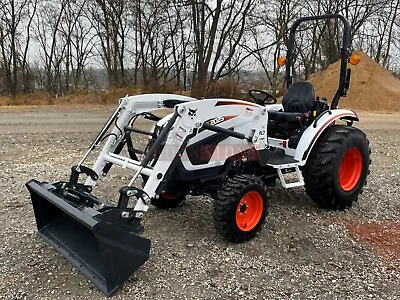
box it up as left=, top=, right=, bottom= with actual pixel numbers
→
left=339, top=147, right=363, bottom=191
left=235, top=191, right=263, bottom=231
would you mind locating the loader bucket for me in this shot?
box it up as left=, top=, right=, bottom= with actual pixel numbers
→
left=26, top=180, right=151, bottom=297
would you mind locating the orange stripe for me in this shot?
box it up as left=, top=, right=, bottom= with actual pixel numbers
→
left=306, top=113, right=357, bottom=151
left=223, top=115, right=238, bottom=121
left=215, top=101, right=256, bottom=107
left=314, top=113, right=356, bottom=138
left=303, top=112, right=357, bottom=160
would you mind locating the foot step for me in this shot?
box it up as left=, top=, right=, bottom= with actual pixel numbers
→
left=277, top=166, right=304, bottom=189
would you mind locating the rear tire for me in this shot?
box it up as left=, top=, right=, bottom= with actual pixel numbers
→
left=151, top=193, right=185, bottom=209
left=303, top=125, right=371, bottom=210
left=213, top=175, right=269, bottom=243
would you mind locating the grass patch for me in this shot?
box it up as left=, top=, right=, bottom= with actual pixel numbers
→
left=0, top=88, right=146, bottom=107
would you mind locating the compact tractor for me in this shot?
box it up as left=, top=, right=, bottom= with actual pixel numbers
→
left=26, top=14, right=370, bottom=296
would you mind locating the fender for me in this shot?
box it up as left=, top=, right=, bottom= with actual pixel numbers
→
left=294, top=109, right=359, bottom=164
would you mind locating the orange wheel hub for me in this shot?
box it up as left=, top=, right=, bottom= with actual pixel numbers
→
left=235, top=191, right=263, bottom=231
left=339, top=147, right=363, bottom=191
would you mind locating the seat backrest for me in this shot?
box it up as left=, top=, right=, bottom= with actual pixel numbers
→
left=282, top=81, right=315, bottom=113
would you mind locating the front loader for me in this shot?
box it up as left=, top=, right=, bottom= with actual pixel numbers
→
left=26, top=14, right=370, bottom=296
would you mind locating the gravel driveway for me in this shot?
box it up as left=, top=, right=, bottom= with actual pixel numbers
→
left=0, top=106, right=399, bottom=300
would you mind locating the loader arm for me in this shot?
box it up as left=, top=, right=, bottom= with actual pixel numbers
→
left=84, top=94, right=196, bottom=186
left=82, top=97, right=268, bottom=213
left=25, top=94, right=198, bottom=296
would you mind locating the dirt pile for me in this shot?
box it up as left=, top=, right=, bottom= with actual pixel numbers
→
left=309, top=51, right=400, bottom=111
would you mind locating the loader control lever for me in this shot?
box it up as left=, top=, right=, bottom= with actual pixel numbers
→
left=202, top=122, right=248, bottom=141
left=295, top=112, right=311, bottom=128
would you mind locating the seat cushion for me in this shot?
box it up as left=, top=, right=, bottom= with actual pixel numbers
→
left=282, top=81, right=315, bottom=113
left=267, top=111, right=303, bottom=123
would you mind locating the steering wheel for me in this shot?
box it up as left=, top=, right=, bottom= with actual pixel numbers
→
left=249, top=89, right=277, bottom=105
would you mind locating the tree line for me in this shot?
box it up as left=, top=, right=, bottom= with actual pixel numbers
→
left=0, top=0, right=399, bottom=98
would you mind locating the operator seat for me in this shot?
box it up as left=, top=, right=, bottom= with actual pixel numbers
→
left=282, top=81, right=315, bottom=113
left=267, top=81, right=316, bottom=141
left=268, top=81, right=315, bottom=122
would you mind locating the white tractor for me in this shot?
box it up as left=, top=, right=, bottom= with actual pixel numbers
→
left=26, top=14, right=370, bottom=296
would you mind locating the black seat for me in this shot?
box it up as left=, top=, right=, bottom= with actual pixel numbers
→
left=267, top=81, right=315, bottom=140
left=267, top=81, right=315, bottom=123
left=282, top=81, right=315, bottom=113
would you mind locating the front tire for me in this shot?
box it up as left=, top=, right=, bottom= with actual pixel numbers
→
left=303, top=125, right=371, bottom=210
left=213, top=175, right=269, bottom=243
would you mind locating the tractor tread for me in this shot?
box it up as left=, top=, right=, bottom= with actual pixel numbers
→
left=213, top=174, right=269, bottom=243
left=303, top=125, right=371, bottom=210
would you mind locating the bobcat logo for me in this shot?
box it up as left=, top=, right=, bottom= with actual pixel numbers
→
left=188, top=108, right=197, bottom=119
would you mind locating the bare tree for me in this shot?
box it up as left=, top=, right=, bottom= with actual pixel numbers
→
left=243, top=0, right=302, bottom=92
left=0, top=0, right=399, bottom=99
left=134, top=0, right=175, bottom=90
left=166, top=2, right=193, bottom=90
left=367, top=0, right=400, bottom=67
left=0, top=0, right=37, bottom=95
left=89, top=0, right=129, bottom=88
left=189, top=0, right=256, bottom=97
left=21, top=0, right=38, bottom=93
left=33, top=0, right=68, bottom=94
left=127, top=0, right=193, bottom=91
left=57, top=0, right=94, bottom=91
left=341, top=0, right=389, bottom=44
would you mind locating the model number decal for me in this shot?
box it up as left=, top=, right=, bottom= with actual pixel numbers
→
left=207, top=115, right=237, bottom=126
left=209, top=116, right=225, bottom=125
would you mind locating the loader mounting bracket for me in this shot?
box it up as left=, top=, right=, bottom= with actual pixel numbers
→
left=118, top=186, right=150, bottom=210
left=96, top=207, right=146, bottom=235
left=51, top=181, right=108, bottom=208
left=70, top=165, right=99, bottom=184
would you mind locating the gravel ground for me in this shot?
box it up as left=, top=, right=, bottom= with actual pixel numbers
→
left=0, top=106, right=399, bottom=300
